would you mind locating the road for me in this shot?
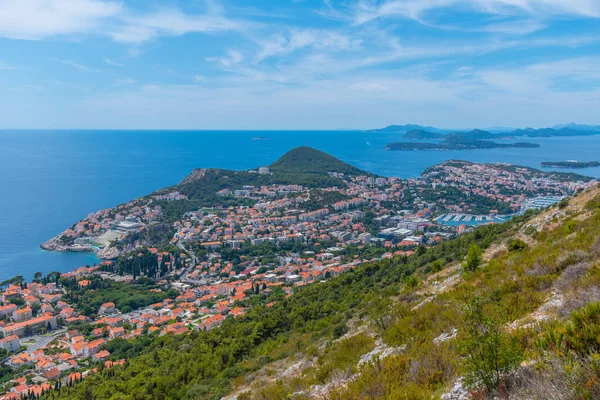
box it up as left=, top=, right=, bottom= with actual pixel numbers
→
left=177, top=241, right=203, bottom=285
left=0, top=328, right=67, bottom=364
left=24, top=329, right=67, bottom=355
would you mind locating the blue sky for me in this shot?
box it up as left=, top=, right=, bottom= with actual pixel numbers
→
left=0, top=0, right=599, bottom=129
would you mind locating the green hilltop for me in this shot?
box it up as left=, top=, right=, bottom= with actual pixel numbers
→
left=150, top=147, right=366, bottom=221
left=269, top=146, right=369, bottom=176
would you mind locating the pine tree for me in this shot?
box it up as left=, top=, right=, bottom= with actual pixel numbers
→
left=463, top=243, right=483, bottom=272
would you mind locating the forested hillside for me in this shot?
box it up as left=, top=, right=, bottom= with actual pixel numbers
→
left=45, top=184, right=600, bottom=400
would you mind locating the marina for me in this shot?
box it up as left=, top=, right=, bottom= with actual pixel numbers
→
left=519, top=196, right=565, bottom=214
left=434, top=213, right=508, bottom=226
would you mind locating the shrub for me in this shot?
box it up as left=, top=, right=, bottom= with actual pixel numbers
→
left=558, top=198, right=569, bottom=209
left=460, top=298, right=523, bottom=393
left=405, top=276, right=419, bottom=289
left=463, top=244, right=483, bottom=272
left=507, top=239, right=528, bottom=252
left=564, top=220, right=578, bottom=235
left=563, top=302, right=600, bottom=355
left=585, top=194, right=600, bottom=210
left=430, top=260, right=443, bottom=273
left=333, top=323, right=349, bottom=339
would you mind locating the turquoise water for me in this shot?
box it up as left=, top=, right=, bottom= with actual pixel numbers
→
left=1, top=130, right=599, bottom=281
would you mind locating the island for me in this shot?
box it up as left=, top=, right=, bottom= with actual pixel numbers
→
left=367, top=124, right=446, bottom=134
left=541, top=161, right=600, bottom=169
left=402, top=129, right=445, bottom=139
left=370, top=124, right=600, bottom=138
left=386, top=137, right=540, bottom=151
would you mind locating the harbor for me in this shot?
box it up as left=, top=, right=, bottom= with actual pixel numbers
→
left=434, top=196, right=569, bottom=227
left=433, top=213, right=508, bottom=226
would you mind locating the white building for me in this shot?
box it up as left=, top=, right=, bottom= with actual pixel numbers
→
left=0, top=335, right=20, bottom=353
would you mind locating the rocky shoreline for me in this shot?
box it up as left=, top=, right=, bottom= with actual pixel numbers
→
left=40, top=236, right=122, bottom=260
left=40, top=237, right=94, bottom=253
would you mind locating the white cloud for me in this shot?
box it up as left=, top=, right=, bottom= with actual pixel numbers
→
left=206, top=50, right=244, bottom=69
left=0, top=0, right=247, bottom=44
left=349, top=0, right=600, bottom=25
left=110, top=9, right=246, bottom=44
left=71, top=63, right=600, bottom=129
left=472, top=56, right=600, bottom=98
left=5, top=53, right=600, bottom=129
left=2, top=1, right=600, bottom=129
left=104, top=58, right=125, bottom=67
left=0, top=0, right=121, bottom=40
left=480, top=19, right=546, bottom=35
left=50, top=57, right=101, bottom=72
left=202, top=29, right=600, bottom=91
left=254, top=29, right=361, bottom=62
left=472, top=0, right=600, bottom=17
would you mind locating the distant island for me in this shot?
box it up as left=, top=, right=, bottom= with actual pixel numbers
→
left=402, top=129, right=445, bottom=139
left=368, top=124, right=446, bottom=134
left=370, top=123, right=600, bottom=138
left=448, top=129, right=496, bottom=140
left=386, top=136, right=540, bottom=151
left=541, top=161, right=600, bottom=169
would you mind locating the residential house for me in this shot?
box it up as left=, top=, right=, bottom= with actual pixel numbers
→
left=1, top=315, right=57, bottom=338
left=83, top=339, right=105, bottom=357
left=99, top=302, right=116, bottom=315
left=0, top=335, right=20, bottom=353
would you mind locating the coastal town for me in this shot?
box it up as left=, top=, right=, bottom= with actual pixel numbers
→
left=0, top=151, right=596, bottom=397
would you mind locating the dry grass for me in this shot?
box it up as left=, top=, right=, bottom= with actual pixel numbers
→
left=553, top=262, right=592, bottom=291
left=558, top=285, right=600, bottom=317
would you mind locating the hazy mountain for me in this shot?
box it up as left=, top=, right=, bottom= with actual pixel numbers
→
left=368, top=124, right=447, bottom=134
left=552, top=123, right=600, bottom=132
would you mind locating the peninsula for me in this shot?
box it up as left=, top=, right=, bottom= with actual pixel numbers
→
left=8, top=147, right=598, bottom=400
left=42, top=147, right=588, bottom=265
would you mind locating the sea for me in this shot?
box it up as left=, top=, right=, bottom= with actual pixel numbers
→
left=1, top=130, right=600, bottom=282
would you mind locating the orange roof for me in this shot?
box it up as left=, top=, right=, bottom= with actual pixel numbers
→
left=71, top=342, right=84, bottom=352
left=4, top=314, right=54, bottom=332
left=86, top=338, right=106, bottom=348
left=95, top=350, right=110, bottom=359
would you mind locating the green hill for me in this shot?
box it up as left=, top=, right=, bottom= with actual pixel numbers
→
left=269, top=146, right=369, bottom=176
left=148, top=147, right=364, bottom=222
